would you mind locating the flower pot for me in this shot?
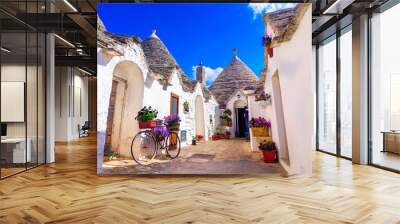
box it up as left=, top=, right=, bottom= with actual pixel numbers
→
left=212, top=135, right=219, bottom=141
left=221, top=120, right=232, bottom=127
left=192, top=139, right=197, bottom=145
left=267, top=45, right=273, bottom=57
left=251, top=127, right=269, bottom=137
left=138, top=120, right=156, bottom=129
left=167, top=123, right=180, bottom=131
left=261, top=150, right=277, bottom=163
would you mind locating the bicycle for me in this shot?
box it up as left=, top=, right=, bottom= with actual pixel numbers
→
left=130, top=121, right=181, bottom=166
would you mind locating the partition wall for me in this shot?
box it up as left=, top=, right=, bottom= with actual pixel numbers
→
left=0, top=0, right=47, bottom=179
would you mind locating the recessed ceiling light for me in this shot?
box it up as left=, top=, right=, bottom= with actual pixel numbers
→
left=54, top=34, right=75, bottom=48
left=323, top=0, right=355, bottom=15
left=63, top=0, right=78, bottom=12
left=78, top=67, right=92, bottom=76
left=1, top=47, right=11, bottom=53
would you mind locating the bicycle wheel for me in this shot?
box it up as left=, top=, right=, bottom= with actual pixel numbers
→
left=131, top=130, right=157, bottom=166
left=165, top=131, right=181, bottom=159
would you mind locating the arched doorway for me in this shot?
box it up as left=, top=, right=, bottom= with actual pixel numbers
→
left=105, top=61, right=144, bottom=157
left=233, top=100, right=248, bottom=138
left=195, top=95, right=205, bottom=139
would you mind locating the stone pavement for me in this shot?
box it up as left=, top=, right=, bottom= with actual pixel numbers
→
left=102, top=138, right=283, bottom=175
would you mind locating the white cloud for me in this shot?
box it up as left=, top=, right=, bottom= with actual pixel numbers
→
left=192, top=65, right=223, bottom=87
left=248, top=3, right=297, bottom=19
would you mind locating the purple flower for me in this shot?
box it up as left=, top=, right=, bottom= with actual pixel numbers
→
left=249, top=117, right=271, bottom=128
left=262, top=35, right=272, bottom=46
left=153, top=126, right=169, bottom=141
left=164, top=114, right=181, bottom=126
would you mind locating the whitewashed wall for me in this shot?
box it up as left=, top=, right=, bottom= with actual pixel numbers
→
left=265, top=5, right=313, bottom=176
left=97, top=41, right=218, bottom=157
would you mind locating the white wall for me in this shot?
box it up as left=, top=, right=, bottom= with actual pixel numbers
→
left=97, top=42, right=219, bottom=157
left=54, top=67, right=89, bottom=141
left=266, top=5, right=313, bottom=176
left=1, top=64, right=46, bottom=163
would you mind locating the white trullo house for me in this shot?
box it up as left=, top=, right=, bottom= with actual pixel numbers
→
left=97, top=18, right=219, bottom=157
left=209, top=49, right=266, bottom=139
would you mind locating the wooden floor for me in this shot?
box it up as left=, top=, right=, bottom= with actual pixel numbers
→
left=1, top=136, right=400, bottom=223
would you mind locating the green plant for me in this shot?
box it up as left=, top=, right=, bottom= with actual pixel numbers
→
left=220, top=109, right=232, bottom=126
left=183, top=101, right=190, bottom=113
left=135, top=106, right=158, bottom=122
left=258, top=141, right=276, bottom=151
left=223, top=109, right=232, bottom=116
left=104, top=150, right=120, bottom=160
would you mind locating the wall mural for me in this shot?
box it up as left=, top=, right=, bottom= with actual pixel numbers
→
left=97, top=3, right=312, bottom=175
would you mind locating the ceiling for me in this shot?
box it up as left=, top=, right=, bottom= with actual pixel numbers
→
left=0, top=0, right=397, bottom=75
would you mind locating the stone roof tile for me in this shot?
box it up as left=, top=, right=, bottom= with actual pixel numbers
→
left=264, top=4, right=309, bottom=45
left=209, top=56, right=259, bottom=107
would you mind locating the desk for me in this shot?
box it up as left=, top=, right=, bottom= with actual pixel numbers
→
left=1, top=138, right=31, bottom=163
left=382, top=131, right=400, bottom=154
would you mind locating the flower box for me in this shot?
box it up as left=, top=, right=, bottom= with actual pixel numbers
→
left=251, top=127, right=269, bottom=137
left=138, top=120, right=156, bottom=129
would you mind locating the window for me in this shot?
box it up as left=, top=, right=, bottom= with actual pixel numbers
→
left=170, top=93, right=179, bottom=115
left=0, top=1, right=47, bottom=179
left=370, top=3, right=400, bottom=171
left=317, top=36, right=337, bottom=154
left=340, top=28, right=352, bottom=158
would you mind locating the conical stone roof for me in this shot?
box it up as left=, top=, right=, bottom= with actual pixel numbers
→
left=141, top=31, right=178, bottom=79
left=209, top=55, right=259, bottom=108
left=141, top=30, right=198, bottom=92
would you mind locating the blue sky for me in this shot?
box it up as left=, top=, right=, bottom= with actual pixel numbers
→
left=98, top=3, right=295, bottom=86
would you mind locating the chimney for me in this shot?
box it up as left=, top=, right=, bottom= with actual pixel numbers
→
left=196, top=61, right=205, bottom=85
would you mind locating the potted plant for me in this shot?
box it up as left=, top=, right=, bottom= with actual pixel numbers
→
left=225, top=131, right=231, bottom=139
left=164, top=114, right=181, bottom=131
left=259, top=141, right=277, bottom=163
left=196, top=134, right=204, bottom=141
left=262, top=34, right=273, bottom=57
left=249, top=117, right=271, bottom=137
left=135, top=106, right=158, bottom=129
left=153, top=126, right=169, bottom=143
left=183, top=101, right=190, bottom=113
left=220, top=109, right=232, bottom=127
left=104, top=150, right=119, bottom=161
left=192, top=136, right=197, bottom=145
left=255, top=91, right=271, bottom=107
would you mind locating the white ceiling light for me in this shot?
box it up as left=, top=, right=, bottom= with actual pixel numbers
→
left=1, top=47, right=11, bottom=53
left=78, top=68, right=92, bottom=76
left=54, top=34, right=75, bottom=48
left=63, top=0, right=78, bottom=12
left=323, top=0, right=355, bottom=14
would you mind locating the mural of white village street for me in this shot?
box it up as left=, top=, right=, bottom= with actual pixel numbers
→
left=97, top=3, right=314, bottom=175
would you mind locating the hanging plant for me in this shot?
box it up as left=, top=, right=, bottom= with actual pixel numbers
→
left=183, top=101, right=190, bottom=113
left=220, top=109, right=232, bottom=127
left=262, top=34, right=272, bottom=46
left=262, top=34, right=274, bottom=58
left=255, top=91, right=272, bottom=107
